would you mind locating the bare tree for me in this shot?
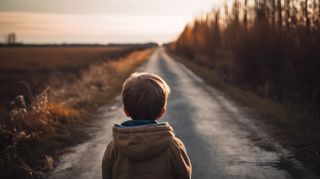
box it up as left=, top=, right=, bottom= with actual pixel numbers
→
left=271, top=0, right=276, bottom=30
left=305, top=0, right=311, bottom=33
left=244, top=0, right=249, bottom=28
left=5, top=32, right=16, bottom=45
left=285, top=0, right=291, bottom=32
left=232, top=0, right=241, bottom=23
left=312, top=0, right=319, bottom=30
left=278, top=0, right=283, bottom=31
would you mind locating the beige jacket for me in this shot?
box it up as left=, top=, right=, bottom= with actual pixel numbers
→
left=102, top=122, right=192, bottom=179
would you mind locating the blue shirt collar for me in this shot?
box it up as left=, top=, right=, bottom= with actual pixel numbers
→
left=114, top=119, right=168, bottom=128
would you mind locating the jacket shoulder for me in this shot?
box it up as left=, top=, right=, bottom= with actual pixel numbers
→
left=170, top=137, right=187, bottom=151
left=168, top=137, right=192, bottom=178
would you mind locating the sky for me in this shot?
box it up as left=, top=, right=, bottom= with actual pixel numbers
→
left=0, top=0, right=224, bottom=44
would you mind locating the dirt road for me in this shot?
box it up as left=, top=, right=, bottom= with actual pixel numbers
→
left=49, top=48, right=317, bottom=179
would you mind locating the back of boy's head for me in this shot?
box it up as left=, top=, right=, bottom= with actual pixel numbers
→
left=121, top=72, right=170, bottom=120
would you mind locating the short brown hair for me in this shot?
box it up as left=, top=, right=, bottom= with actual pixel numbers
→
left=121, top=72, right=170, bottom=120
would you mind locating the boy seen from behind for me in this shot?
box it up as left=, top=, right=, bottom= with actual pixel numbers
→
left=102, top=72, right=192, bottom=179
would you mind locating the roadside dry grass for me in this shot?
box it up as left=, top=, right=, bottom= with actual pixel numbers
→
left=48, top=48, right=155, bottom=109
left=167, top=49, right=320, bottom=175
left=0, top=48, right=155, bottom=179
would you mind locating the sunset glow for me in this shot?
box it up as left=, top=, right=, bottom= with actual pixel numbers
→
left=0, top=0, right=225, bottom=44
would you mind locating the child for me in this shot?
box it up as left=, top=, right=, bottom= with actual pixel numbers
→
left=102, top=72, right=192, bottom=179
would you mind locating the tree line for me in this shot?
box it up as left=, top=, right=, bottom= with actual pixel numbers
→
left=171, top=0, right=320, bottom=112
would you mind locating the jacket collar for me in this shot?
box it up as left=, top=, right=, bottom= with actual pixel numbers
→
left=115, top=119, right=168, bottom=128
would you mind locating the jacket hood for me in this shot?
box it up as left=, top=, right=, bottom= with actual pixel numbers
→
left=113, top=122, right=175, bottom=161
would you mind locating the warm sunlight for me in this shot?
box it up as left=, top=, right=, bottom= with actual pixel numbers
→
left=0, top=0, right=225, bottom=43
left=0, top=12, right=190, bottom=43
left=2, top=0, right=319, bottom=178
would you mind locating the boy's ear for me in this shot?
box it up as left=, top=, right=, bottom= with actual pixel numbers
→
left=123, top=105, right=130, bottom=117
left=156, top=107, right=166, bottom=119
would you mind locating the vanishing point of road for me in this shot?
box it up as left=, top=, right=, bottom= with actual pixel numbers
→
left=49, top=48, right=318, bottom=179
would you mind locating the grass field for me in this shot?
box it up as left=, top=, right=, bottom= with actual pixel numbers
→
left=0, top=46, right=132, bottom=71
left=0, top=45, right=148, bottom=104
